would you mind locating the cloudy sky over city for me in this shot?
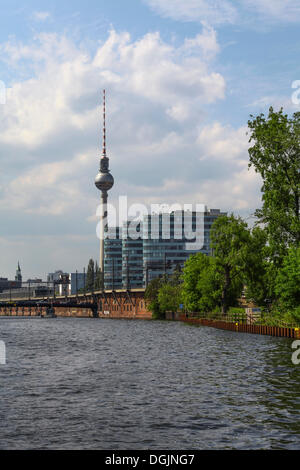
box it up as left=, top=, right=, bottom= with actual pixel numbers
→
left=1, top=0, right=300, bottom=279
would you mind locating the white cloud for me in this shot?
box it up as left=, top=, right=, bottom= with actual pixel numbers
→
left=181, top=27, right=220, bottom=60
left=32, top=11, right=51, bottom=22
left=0, top=152, right=95, bottom=215
left=197, top=123, right=248, bottom=162
left=92, top=29, right=225, bottom=110
left=195, top=122, right=261, bottom=211
left=0, top=28, right=226, bottom=215
left=0, top=28, right=224, bottom=155
left=0, top=28, right=259, bottom=219
left=243, top=0, right=300, bottom=23
left=144, top=0, right=237, bottom=25
left=144, top=0, right=300, bottom=25
left=0, top=28, right=261, bottom=277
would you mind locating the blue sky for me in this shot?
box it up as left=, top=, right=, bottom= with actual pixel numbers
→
left=1, top=0, right=300, bottom=279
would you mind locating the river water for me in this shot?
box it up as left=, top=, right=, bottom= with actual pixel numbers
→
left=0, top=317, right=299, bottom=450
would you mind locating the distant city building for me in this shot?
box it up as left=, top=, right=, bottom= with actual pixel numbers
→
left=47, top=271, right=61, bottom=283
left=47, top=271, right=86, bottom=296
left=0, top=264, right=61, bottom=299
left=62, top=273, right=86, bottom=296
left=0, top=278, right=9, bottom=293
left=0, top=263, right=23, bottom=293
left=47, top=270, right=66, bottom=283
left=47, top=270, right=68, bottom=294
left=0, top=281, right=53, bottom=299
left=0, top=278, right=18, bottom=293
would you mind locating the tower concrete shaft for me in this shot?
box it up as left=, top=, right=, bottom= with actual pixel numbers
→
left=95, top=90, right=114, bottom=284
left=99, top=191, right=108, bottom=277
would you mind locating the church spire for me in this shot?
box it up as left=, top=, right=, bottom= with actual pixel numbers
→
left=15, top=262, right=22, bottom=283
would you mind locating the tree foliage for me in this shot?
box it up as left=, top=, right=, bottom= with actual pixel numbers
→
left=210, top=214, right=250, bottom=313
left=182, top=219, right=251, bottom=315
left=275, top=247, right=300, bottom=310
left=248, top=107, right=300, bottom=258
left=157, top=284, right=182, bottom=314
left=86, top=259, right=95, bottom=291
left=94, top=261, right=103, bottom=290
left=242, top=227, right=275, bottom=307
left=181, top=252, right=218, bottom=313
left=145, top=277, right=165, bottom=319
left=145, top=264, right=184, bottom=318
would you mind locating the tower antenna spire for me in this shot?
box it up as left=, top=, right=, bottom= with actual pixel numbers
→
left=102, top=89, right=106, bottom=157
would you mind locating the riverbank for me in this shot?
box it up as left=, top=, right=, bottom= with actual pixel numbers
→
left=166, top=313, right=300, bottom=339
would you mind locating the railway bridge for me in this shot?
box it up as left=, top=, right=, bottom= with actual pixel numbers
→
left=0, top=289, right=152, bottom=320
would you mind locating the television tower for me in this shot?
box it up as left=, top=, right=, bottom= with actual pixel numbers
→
left=95, top=90, right=114, bottom=283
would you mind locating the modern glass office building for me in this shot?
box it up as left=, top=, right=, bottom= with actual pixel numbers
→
left=103, top=208, right=226, bottom=289
left=104, top=227, right=123, bottom=290
left=122, top=220, right=143, bottom=289
left=142, top=208, right=226, bottom=285
left=104, top=222, right=143, bottom=290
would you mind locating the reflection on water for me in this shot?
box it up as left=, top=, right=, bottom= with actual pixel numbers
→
left=0, top=317, right=299, bottom=449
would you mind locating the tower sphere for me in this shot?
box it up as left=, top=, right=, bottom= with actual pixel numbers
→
left=95, top=171, right=114, bottom=192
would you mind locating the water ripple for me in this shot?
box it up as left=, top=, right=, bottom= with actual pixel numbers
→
left=0, top=317, right=299, bottom=449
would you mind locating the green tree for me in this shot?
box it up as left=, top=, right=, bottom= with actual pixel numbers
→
left=243, top=227, right=275, bottom=307
left=157, top=284, right=182, bottom=314
left=248, top=107, right=300, bottom=259
left=275, top=247, right=300, bottom=310
left=86, top=259, right=95, bottom=292
left=182, top=250, right=239, bottom=314
left=168, top=264, right=182, bottom=286
left=181, top=252, right=212, bottom=312
left=94, top=261, right=103, bottom=291
left=145, top=277, right=164, bottom=319
left=210, top=214, right=250, bottom=314
left=195, top=258, right=223, bottom=313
